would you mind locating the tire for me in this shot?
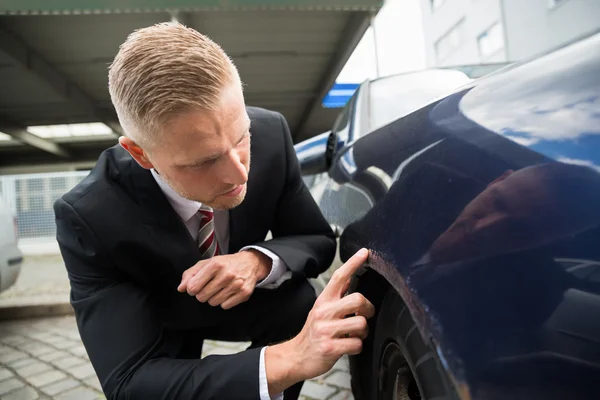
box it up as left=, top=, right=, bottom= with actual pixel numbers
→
left=348, top=273, right=380, bottom=400
left=369, top=288, right=458, bottom=400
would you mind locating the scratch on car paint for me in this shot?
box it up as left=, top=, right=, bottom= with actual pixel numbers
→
left=367, top=249, right=469, bottom=390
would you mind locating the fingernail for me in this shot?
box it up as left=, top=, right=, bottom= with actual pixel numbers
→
left=360, top=248, right=369, bottom=257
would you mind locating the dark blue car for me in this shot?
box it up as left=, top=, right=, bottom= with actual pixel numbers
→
left=295, top=30, right=600, bottom=400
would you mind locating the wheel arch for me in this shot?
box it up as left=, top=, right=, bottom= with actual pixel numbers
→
left=349, top=265, right=471, bottom=400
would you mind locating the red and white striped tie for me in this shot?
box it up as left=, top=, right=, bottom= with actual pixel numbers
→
left=197, top=205, right=220, bottom=259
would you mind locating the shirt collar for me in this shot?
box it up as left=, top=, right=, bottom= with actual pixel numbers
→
left=151, top=168, right=202, bottom=222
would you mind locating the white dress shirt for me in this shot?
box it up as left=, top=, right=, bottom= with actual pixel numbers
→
left=151, top=169, right=288, bottom=400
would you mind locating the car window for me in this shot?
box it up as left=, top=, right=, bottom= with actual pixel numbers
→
left=332, top=96, right=352, bottom=133
left=302, top=174, right=316, bottom=188
left=332, top=89, right=360, bottom=144
left=368, top=69, right=472, bottom=134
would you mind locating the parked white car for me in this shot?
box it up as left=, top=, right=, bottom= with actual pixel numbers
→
left=0, top=197, right=22, bottom=293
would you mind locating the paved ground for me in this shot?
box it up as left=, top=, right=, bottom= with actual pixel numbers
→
left=0, top=255, right=68, bottom=308
left=0, top=255, right=353, bottom=399
left=0, top=316, right=353, bottom=399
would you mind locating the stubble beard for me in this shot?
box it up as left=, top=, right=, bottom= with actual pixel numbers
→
left=157, top=161, right=250, bottom=211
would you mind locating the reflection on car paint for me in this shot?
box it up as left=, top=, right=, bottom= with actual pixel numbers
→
left=458, top=33, right=600, bottom=172
left=391, top=139, right=444, bottom=181
left=330, top=32, right=600, bottom=399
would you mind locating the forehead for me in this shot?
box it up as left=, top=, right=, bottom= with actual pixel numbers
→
left=494, top=168, right=551, bottom=205
left=500, top=168, right=541, bottom=190
left=158, top=88, right=249, bottom=162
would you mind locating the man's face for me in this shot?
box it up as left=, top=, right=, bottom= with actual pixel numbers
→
left=430, top=167, right=552, bottom=264
left=144, top=80, right=251, bottom=210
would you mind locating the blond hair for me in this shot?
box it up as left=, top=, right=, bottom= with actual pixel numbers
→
left=108, top=22, right=238, bottom=147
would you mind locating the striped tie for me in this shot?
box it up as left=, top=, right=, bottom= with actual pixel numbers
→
left=197, top=205, right=220, bottom=259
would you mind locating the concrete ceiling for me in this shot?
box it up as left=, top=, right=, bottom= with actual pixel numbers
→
left=0, top=0, right=382, bottom=170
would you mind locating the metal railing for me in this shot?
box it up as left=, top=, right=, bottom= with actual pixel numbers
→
left=0, top=171, right=89, bottom=244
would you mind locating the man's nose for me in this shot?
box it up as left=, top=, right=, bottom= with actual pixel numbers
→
left=221, top=150, right=248, bottom=185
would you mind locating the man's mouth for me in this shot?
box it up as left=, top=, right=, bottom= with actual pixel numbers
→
left=221, top=185, right=244, bottom=197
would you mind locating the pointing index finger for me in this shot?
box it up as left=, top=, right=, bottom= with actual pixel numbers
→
left=321, top=248, right=369, bottom=300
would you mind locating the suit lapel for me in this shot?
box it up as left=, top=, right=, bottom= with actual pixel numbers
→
left=228, top=200, right=248, bottom=254
left=228, top=191, right=264, bottom=254
left=128, top=161, right=200, bottom=274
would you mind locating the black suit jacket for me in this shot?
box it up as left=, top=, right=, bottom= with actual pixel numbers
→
left=54, top=107, right=336, bottom=399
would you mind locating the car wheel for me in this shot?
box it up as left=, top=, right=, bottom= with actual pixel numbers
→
left=370, top=288, right=457, bottom=400
left=348, top=271, right=384, bottom=400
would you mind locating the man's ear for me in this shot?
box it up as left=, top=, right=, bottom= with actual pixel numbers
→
left=119, top=136, right=154, bottom=169
left=488, top=169, right=514, bottom=187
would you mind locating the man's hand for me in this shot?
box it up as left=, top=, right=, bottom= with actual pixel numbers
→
left=177, top=250, right=272, bottom=309
left=264, top=248, right=375, bottom=395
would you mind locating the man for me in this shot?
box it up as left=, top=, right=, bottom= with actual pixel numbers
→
left=430, top=162, right=600, bottom=266
left=54, top=22, right=374, bottom=400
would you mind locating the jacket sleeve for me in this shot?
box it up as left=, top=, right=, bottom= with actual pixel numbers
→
left=252, top=113, right=337, bottom=280
left=54, top=198, right=262, bottom=400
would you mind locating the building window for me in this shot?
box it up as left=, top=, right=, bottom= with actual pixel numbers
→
left=548, top=0, right=568, bottom=9
left=477, top=22, right=505, bottom=59
left=431, top=0, right=446, bottom=11
left=435, top=19, right=465, bottom=62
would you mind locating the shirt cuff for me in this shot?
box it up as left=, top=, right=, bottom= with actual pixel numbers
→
left=241, top=245, right=292, bottom=289
left=259, top=346, right=284, bottom=400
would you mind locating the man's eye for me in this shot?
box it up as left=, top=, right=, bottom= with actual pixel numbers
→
left=239, top=132, right=250, bottom=145
left=199, top=159, right=218, bottom=168
left=191, top=160, right=212, bottom=170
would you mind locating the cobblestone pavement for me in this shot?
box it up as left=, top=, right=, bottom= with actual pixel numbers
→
left=0, top=316, right=354, bottom=400
left=0, top=255, right=69, bottom=308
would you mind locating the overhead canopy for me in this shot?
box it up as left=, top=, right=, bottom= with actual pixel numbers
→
left=0, top=0, right=382, bottom=170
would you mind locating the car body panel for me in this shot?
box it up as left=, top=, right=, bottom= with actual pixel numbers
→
left=0, top=197, right=22, bottom=292
left=298, top=31, right=600, bottom=399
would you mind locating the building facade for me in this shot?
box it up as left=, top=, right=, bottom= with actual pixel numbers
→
left=420, top=0, right=600, bottom=67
